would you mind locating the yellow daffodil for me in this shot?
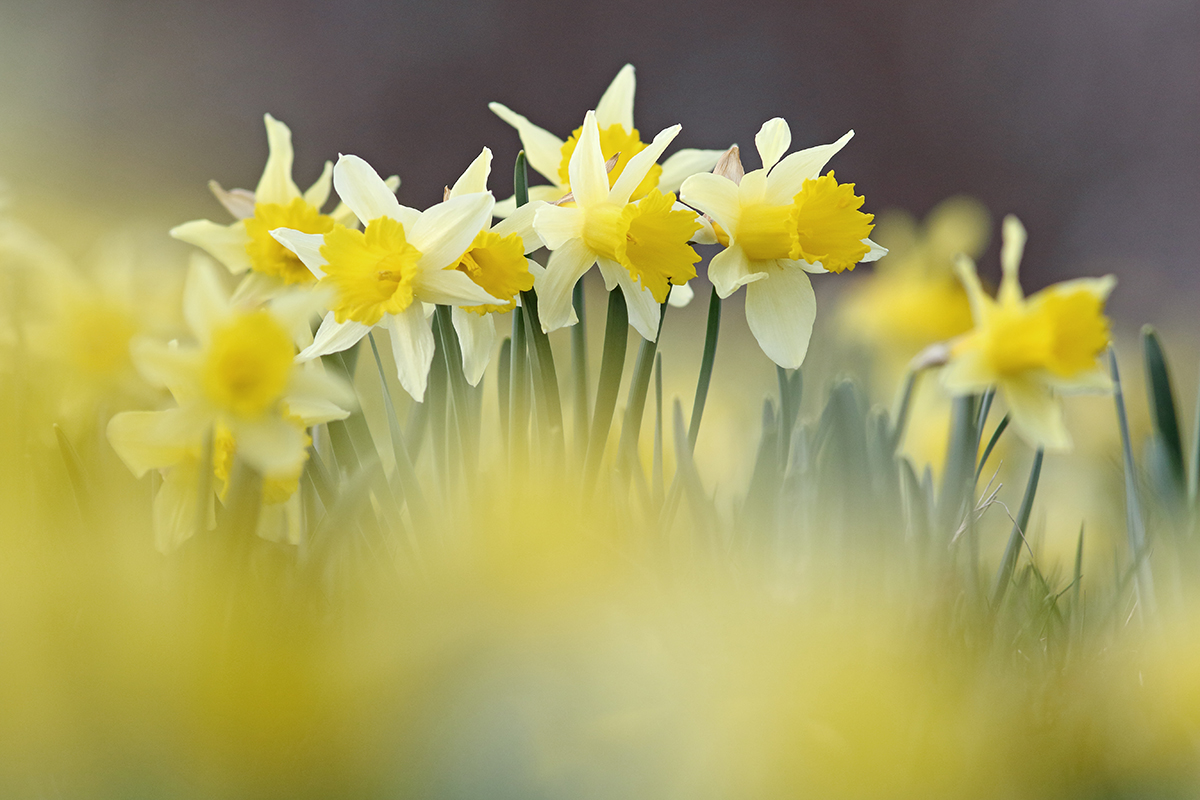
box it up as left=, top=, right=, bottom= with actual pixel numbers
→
left=533, top=111, right=701, bottom=341
left=107, top=258, right=354, bottom=550
left=489, top=63, right=725, bottom=216
left=438, top=147, right=545, bottom=385
left=680, top=118, right=885, bottom=368
left=943, top=216, right=1115, bottom=451
left=169, top=114, right=397, bottom=304
left=839, top=196, right=990, bottom=369
left=270, top=154, right=503, bottom=401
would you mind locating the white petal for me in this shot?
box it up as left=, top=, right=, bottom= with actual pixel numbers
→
left=269, top=228, right=328, bottom=278
left=537, top=238, right=596, bottom=332
left=764, top=130, right=854, bottom=204
left=600, top=259, right=662, bottom=341
left=415, top=267, right=503, bottom=307
left=1002, top=377, right=1071, bottom=451
left=255, top=113, right=302, bottom=206
left=184, top=255, right=231, bottom=344
left=667, top=282, right=694, bottom=308
left=488, top=101, right=567, bottom=185
left=595, top=63, right=636, bottom=131
left=493, top=185, right=566, bottom=219
left=268, top=286, right=331, bottom=342
left=333, top=154, right=406, bottom=227
left=754, top=118, right=792, bottom=172
left=230, top=272, right=285, bottom=308
left=106, top=408, right=206, bottom=478
left=533, top=204, right=585, bottom=250
left=861, top=238, right=888, bottom=263
left=568, top=111, right=609, bottom=208
left=208, top=180, right=256, bottom=220
left=707, top=245, right=767, bottom=298
left=288, top=365, right=357, bottom=412
left=492, top=200, right=545, bottom=253
left=230, top=416, right=308, bottom=474
left=169, top=219, right=252, bottom=274
left=298, top=312, right=371, bottom=361
left=449, top=147, right=492, bottom=198
left=744, top=267, right=815, bottom=369
left=303, top=160, right=334, bottom=209
left=658, top=148, right=727, bottom=194
left=452, top=306, right=497, bottom=386
left=410, top=192, right=495, bottom=271
left=691, top=214, right=718, bottom=245
left=999, top=215, right=1027, bottom=304
left=737, top=170, right=769, bottom=205
left=954, top=255, right=991, bottom=324
left=131, top=340, right=203, bottom=400
left=609, top=124, right=681, bottom=206
left=388, top=304, right=436, bottom=402
left=679, top=172, right=741, bottom=233
left=283, top=396, right=351, bottom=425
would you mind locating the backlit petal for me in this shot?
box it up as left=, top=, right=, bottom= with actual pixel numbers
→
left=679, top=172, right=741, bottom=232
left=333, top=154, right=407, bottom=227
left=255, top=113, right=302, bottom=206
left=754, top=118, right=792, bottom=172
left=107, top=408, right=207, bottom=477
left=659, top=148, right=727, bottom=194
left=449, top=148, right=492, bottom=198
left=1003, top=377, right=1072, bottom=451
left=415, top=267, right=503, bottom=307
left=533, top=204, right=585, bottom=250
left=568, top=111, right=609, bottom=208
left=707, top=245, right=767, bottom=298
left=269, top=228, right=328, bottom=278
left=298, top=312, right=371, bottom=361
left=595, top=63, right=636, bottom=131
left=537, top=238, right=596, bottom=332
left=410, top=192, right=495, bottom=270
left=303, top=160, right=334, bottom=209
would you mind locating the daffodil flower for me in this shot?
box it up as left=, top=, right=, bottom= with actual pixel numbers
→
left=269, top=154, right=504, bottom=401
left=532, top=111, right=701, bottom=341
left=680, top=118, right=885, bottom=368
left=489, top=63, right=725, bottom=216
left=107, top=258, right=355, bottom=550
left=943, top=216, right=1115, bottom=451
left=435, top=146, right=545, bottom=384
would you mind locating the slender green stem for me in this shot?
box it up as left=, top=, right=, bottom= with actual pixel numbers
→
left=990, top=448, right=1044, bottom=610
left=521, top=288, right=565, bottom=463
left=510, top=307, right=530, bottom=474
left=498, top=336, right=512, bottom=453
left=1110, top=346, right=1157, bottom=620
left=687, top=287, right=722, bottom=450
left=368, top=332, right=432, bottom=531
left=616, top=303, right=668, bottom=477
left=888, top=369, right=919, bottom=453
left=938, top=394, right=979, bottom=538
left=653, top=353, right=664, bottom=507
left=434, top=305, right=477, bottom=484
left=975, top=413, right=1010, bottom=483
left=571, top=278, right=590, bottom=462
left=584, top=287, right=629, bottom=489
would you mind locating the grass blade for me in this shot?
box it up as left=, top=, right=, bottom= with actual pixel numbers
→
left=687, top=287, right=721, bottom=450
left=616, top=302, right=668, bottom=478
left=1142, top=326, right=1186, bottom=502
left=571, top=278, right=590, bottom=461
left=975, top=413, right=1010, bottom=483
left=584, top=287, right=628, bottom=489
left=1110, top=346, right=1157, bottom=620
left=989, top=448, right=1044, bottom=610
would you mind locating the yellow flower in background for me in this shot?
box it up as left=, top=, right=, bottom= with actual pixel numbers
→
left=839, top=196, right=990, bottom=367
left=533, top=110, right=701, bottom=341
left=107, top=258, right=354, bottom=549
left=943, top=215, right=1115, bottom=451
left=680, top=118, right=885, bottom=368
left=269, top=154, right=503, bottom=401
left=489, top=63, right=725, bottom=216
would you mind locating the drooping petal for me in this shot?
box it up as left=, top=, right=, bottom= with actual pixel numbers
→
left=999, top=215, right=1027, bottom=305
left=333, top=154, right=408, bottom=228
left=388, top=303, right=436, bottom=401
left=667, top=282, right=694, bottom=308
left=492, top=200, right=546, bottom=253
left=658, top=148, right=727, bottom=194
left=609, top=124, right=681, bottom=206
left=488, top=102, right=567, bottom=185
left=764, top=130, right=855, bottom=204
left=679, top=172, right=741, bottom=233
left=532, top=204, right=585, bottom=250
left=537, top=238, right=596, bottom=332
left=169, top=219, right=253, bottom=274
left=183, top=255, right=231, bottom=344
left=1002, top=376, right=1072, bottom=451
left=449, top=148, right=492, bottom=198
left=600, top=258, right=662, bottom=342
left=743, top=266, right=816, bottom=369
left=414, top=266, right=504, bottom=307
left=595, top=63, right=636, bottom=131
left=255, top=113, right=302, bottom=206
left=269, top=228, right=328, bottom=278
left=303, top=160, right=334, bottom=209
left=568, top=111, right=609, bottom=208
left=107, top=408, right=207, bottom=477
left=706, top=245, right=767, bottom=299
left=754, top=118, right=792, bottom=172
left=297, top=312, right=371, bottom=361
left=452, top=306, right=497, bottom=386
left=409, top=192, right=495, bottom=271
left=231, top=416, right=309, bottom=475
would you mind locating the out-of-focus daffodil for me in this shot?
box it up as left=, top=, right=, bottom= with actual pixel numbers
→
left=270, top=154, right=503, bottom=401
left=489, top=63, right=725, bottom=216
left=107, top=258, right=354, bottom=549
left=680, top=119, right=885, bottom=368
left=533, top=111, right=701, bottom=341
left=839, top=196, right=990, bottom=369
left=943, top=216, right=1115, bottom=451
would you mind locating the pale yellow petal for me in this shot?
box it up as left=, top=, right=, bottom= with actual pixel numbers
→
left=599, top=258, right=661, bottom=342
left=487, top=101, right=567, bottom=185
left=493, top=186, right=565, bottom=219
left=658, top=148, right=726, bottom=194
left=707, top=245, right=767, bottom=299
left=255, top=113, right=302, bottom=206
left=269, top=228, right=328, bottom=278
left=131, top=339, right=203, bottom=399
left=107, top=408, right=206, bottom=477
left=169, top=219, right=252, bottom=274
left=533, top=203, right=585, bottom=250
left=609, top=123, right=681, bottom=205
left=183, top=254, right=232, bottom=344
left=1003, top=376, right=1072, bottom=451
left=925, top=196, right=991, bottom=263
left=954, top=255, right=991, bottom=324
left=449, top=147, right=492, bottom=198
left=154, top=461, right=206, bottom=553
left=410, top=192, right=495, bottom=271
left=595, top=63, right=636, bottom=131
left=568, top=111, right=609, bottom=208
left=303, top=160, right=334, bottom=209
left=744, top=266, right=815, bottom=369
left=388, top=303, right=436, bottom=402
left=754, top=118, right=792, bottom=172
left=679, top=172, right=741, bottom=233
left=298, top=312, right=371, bottom=361
left=451, top=306, right=497, bottom=386
left=414, top=267, right=503, bottom=307
left=999, top=214, right=1027, bottom=305
left=229, top=416, right=308, bottom=474
left=333, top=154, right=407, bottom=227
left=764, top=130, right=854, bottom=204
left=492, top=200, right=545, bottom=253
left=537, top=238, right=595, bottom=332
left=667, top=282, right=694, bottom=308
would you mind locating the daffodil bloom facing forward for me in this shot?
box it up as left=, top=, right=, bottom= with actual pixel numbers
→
left=532, top=111, right=701, bottom=341
left=270, top=154, right=503, bottom=401
left=107, top=258, right=355, bottom=550
left=489, top=63, right=724, bottom=216
left=943, top=216, right=1115, bottom=451
left=680, top=118, right=885, bottom=368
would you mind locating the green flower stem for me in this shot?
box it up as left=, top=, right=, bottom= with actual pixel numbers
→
left=652, top=353, right=664, bottom=507
left=434, top=305, right=477, bottom=488
left=583, top=287, right=629, bottom=489
left=498, top=335, right=512, bottom=453
left=571, top=279, right=590, bottom=463
left=520, top=288, right=565, bottom=464
left=510, top=306, right=530, bottom=474
left=687, top=286, right=722, bottom=450
left=616, top=302, right=669, bottom=478
left=368, top=332, right=432, bottom=532
left=1110, top=346, right=1158, bottom=620
left=989, top=447, right=1044, bottom=610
